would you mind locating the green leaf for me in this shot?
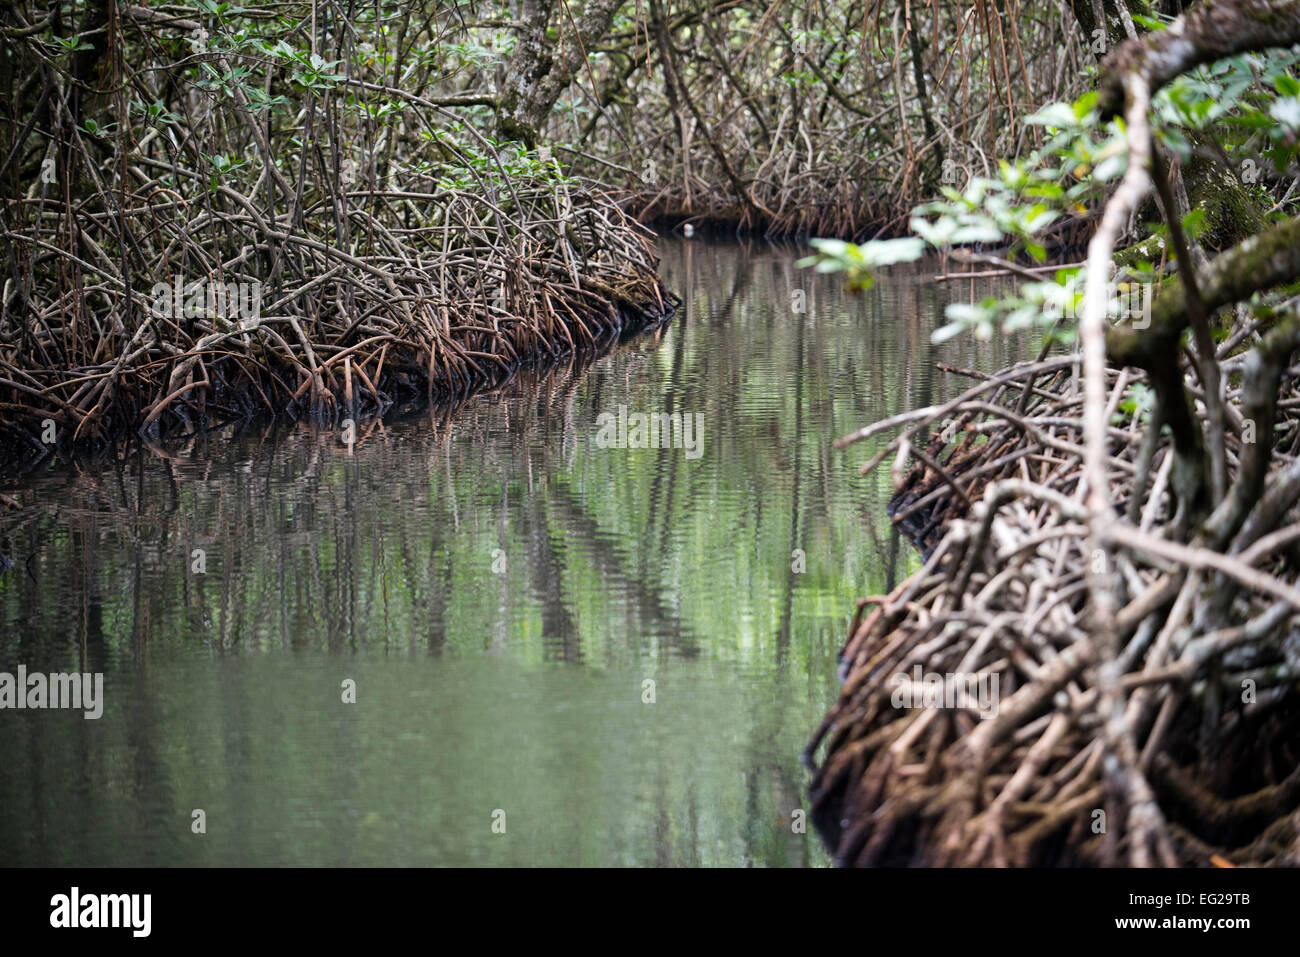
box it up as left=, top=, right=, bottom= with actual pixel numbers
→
left=931, top=322, right=964, bottom=344
left=1026, top=103, right=1078, bottom=130
left=862, top=237, right=926, bottom=266
left=949, top=223, right=1003, bottom=244
left=1271, top=97, right=1300, bottom=130
left=1094, top=152, right=1127, bottom=182
left=911, top=216, right=956, bottom=247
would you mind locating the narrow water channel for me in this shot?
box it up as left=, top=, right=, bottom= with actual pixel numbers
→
left=0, top=239, right=1023, bottom=866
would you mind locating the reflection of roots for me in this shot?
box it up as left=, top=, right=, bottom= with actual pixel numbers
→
left=807, top=358, right=1300, bottom=867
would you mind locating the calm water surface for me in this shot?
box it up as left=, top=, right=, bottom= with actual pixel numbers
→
left=0, top=239, right=1022, bottom=866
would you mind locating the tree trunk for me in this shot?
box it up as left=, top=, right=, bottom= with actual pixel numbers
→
left=495, top=0, right=625, bottom=148
left=1075, top=0, right=1281, bottom=254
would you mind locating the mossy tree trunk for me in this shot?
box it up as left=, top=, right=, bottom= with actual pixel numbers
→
left=495, top=0, right=626, bottom=148
left=1072, top=0, right=1271, bottom=255
left=1103, top=0, right=1300, bottom=529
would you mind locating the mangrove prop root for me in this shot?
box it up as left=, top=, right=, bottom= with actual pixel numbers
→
left=808, top=355, right=1300, bottom=867
left=0, top=15, right=676, bottom=462
left=0, top=171, right=674, bottom=457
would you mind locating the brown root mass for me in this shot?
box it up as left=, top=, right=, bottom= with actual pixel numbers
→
left=807, top=356, right=1300, bottom=867
left=2, top=173, right=674, bottom=461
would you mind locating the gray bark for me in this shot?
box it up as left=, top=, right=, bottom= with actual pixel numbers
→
left=496, top=0, right=626, bottom=147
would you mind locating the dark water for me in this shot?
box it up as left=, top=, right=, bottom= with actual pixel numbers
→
left=0, top=239, right=1023, bottom=866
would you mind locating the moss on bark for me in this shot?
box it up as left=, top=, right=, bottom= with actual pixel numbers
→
left=1184, top=146, right=1266, bottom=251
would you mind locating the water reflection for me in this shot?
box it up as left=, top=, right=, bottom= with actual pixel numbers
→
left=0, top=239, right=1023, bottom=866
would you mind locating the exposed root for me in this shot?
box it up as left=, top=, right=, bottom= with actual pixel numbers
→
left=1, top=169, right=674, bottom=462
left=807, top=354, right=1300, bottom=867
left=0, top=5, right=676, bottom=464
